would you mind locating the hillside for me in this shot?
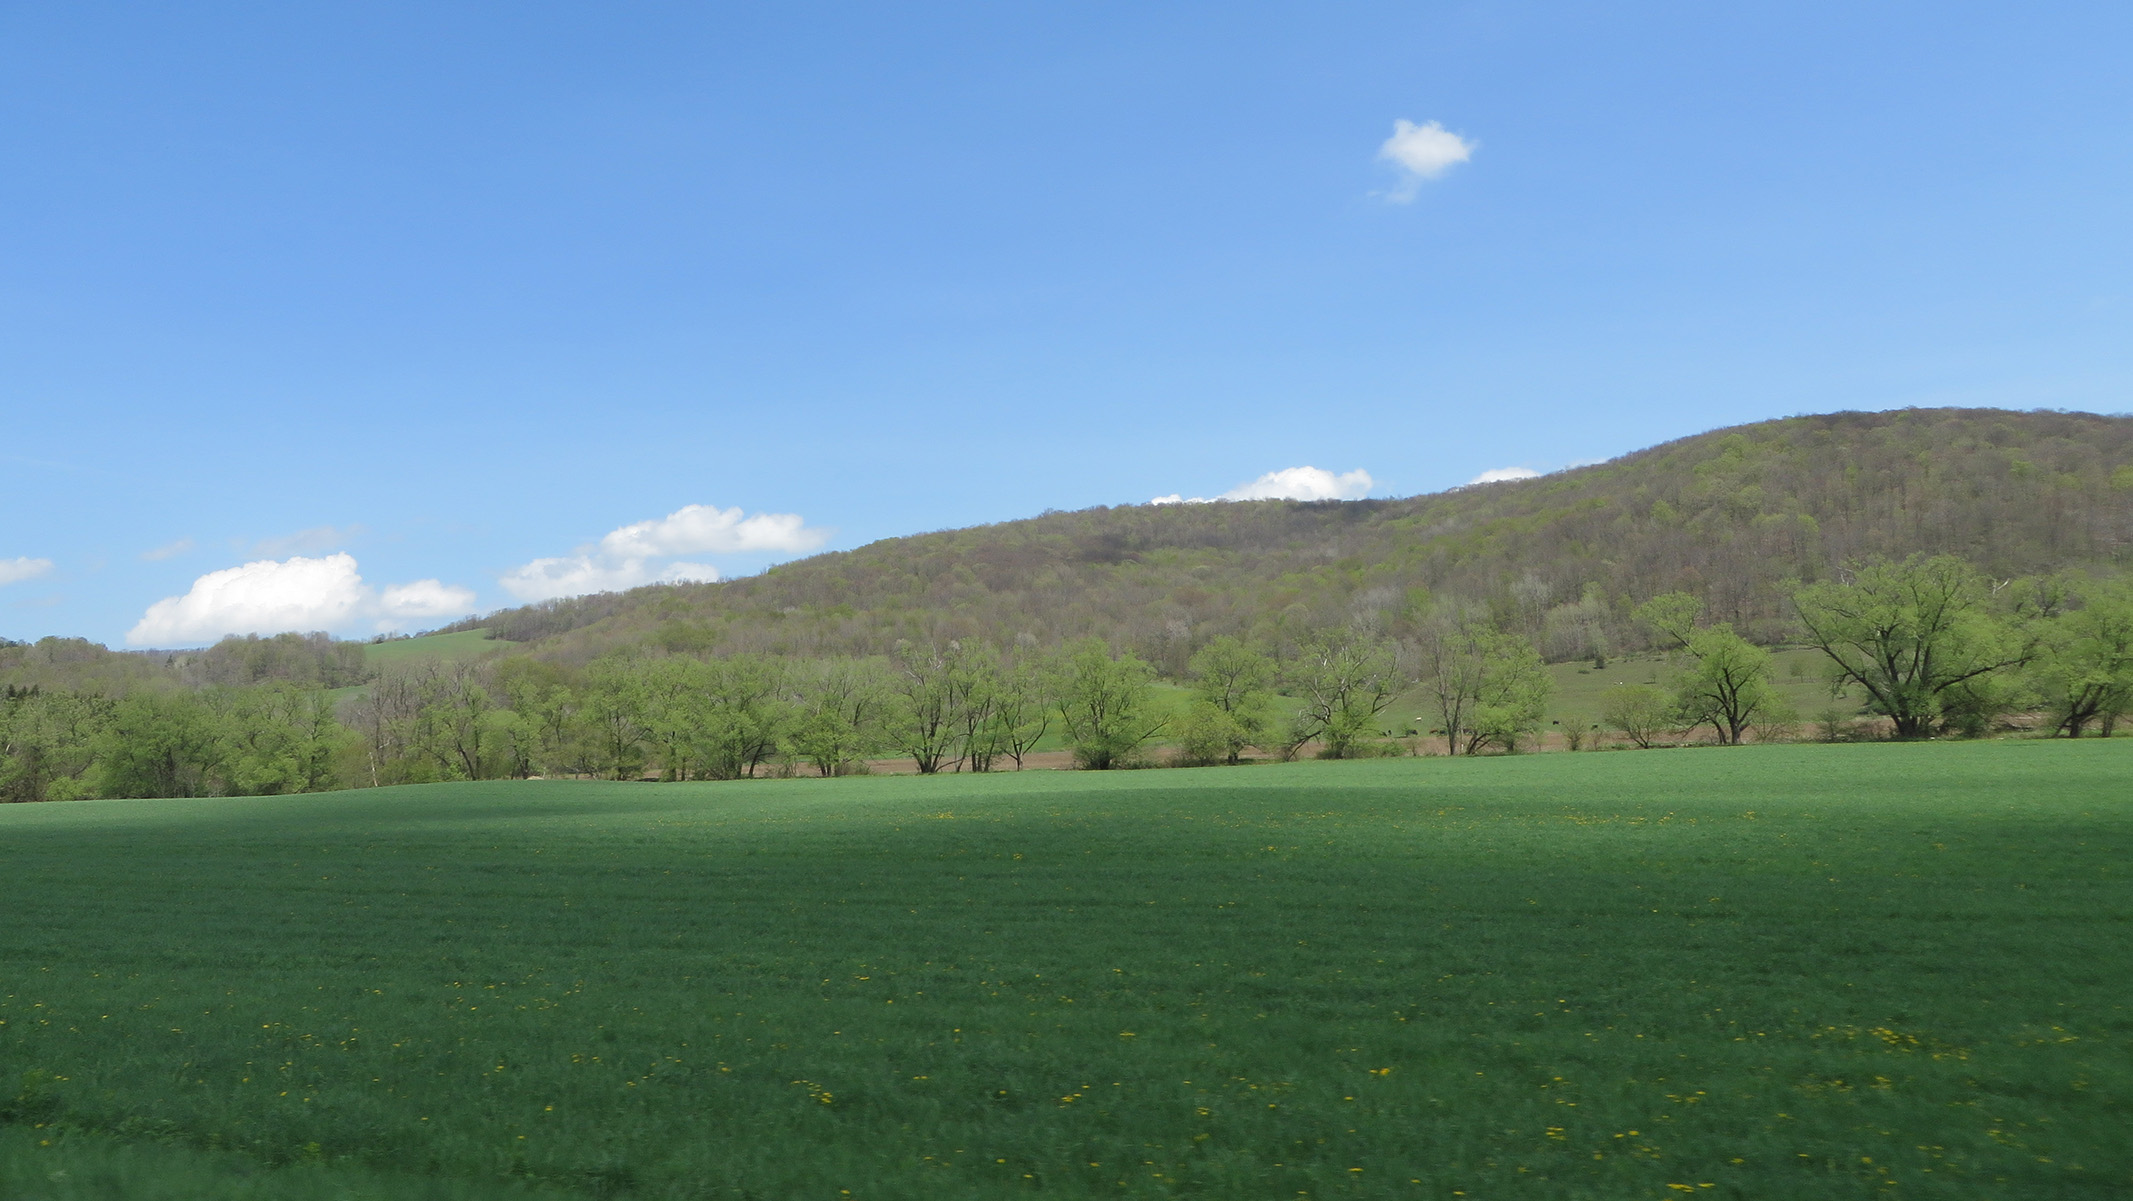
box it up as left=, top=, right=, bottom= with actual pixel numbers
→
left=451, top=407, right=2133, bottom=669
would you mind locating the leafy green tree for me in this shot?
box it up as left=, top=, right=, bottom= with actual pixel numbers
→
left=1463, top=636, right=1551, bottom=754
left=1600, top=683, right=1670, bottom=749
left=345, top=671, right=420, bottom=787
left=1790, top=556, right=2036, bottom=739
left=693, top=654, right=791, bottom=780
left=1632, top=591, right=1703, bottom=648
left=1180, top=636, right=1275, bottom=765
left=1416, top=609, right=1491, bottom=756
left=0, top=687, right=108, bottom=802
left=639, top=657, right=712, bottom=781
left=1417, top=610, right=1551, bottom=754
left=887, top=642, right=970, bottom=774
left=407, top=661, right=498, bottom=780
left=1634, top=593, right=1784, bottom=744
left=212, top=685, right=348, bottom=794
left=1055, top=640, right=1164, bottom=770
left=2029, top=579, right=2133, bottom=737
left=1283, top=630, right=1403, bottom=759
left=949, top=642, right=1006, bottom=772
left=95, top=691, right=223, bottom=798
left=583, top=657, right=649, bottom=780
left=986, top=653, right=1052, bottom=770
left=1672, top=626, right=1785, bottom=744
left=492, top=658, right=584, bottom=777
left=788, top=657, right=888, bottom=777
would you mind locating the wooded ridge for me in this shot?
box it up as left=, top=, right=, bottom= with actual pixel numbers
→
left=450, top=406, right=2133, bottom=668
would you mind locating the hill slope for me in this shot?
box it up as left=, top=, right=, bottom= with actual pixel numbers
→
left=457, top=407, right=2132, bottom=668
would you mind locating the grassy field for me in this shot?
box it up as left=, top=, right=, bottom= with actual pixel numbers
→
left=363, top=629, right=511, bottom=670
left=1536, top=649, right=1857, bottom=737
left=1, top=742, right=2127, bottom=1199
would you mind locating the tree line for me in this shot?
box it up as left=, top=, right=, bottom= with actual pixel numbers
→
left=3, top=553, right=2129, bottom=802
left=1600, top=557, right=2133, bottom=747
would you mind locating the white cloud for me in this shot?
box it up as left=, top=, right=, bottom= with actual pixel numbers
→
left=1377, top=118, right=1474, bottom=201
left=499, top=504, right=818, bottom=602
left=130, top=554, right=370, bottom=645
left=0, top=557, right=54, bottom=586
left=497, top=555, right=725, bottom=603
left=600, top=504, right=827, bottom=558
left=378, top=579, right=478, bottom=622
left=1152, top=466, right=1374, bottom=505
left=127, top=553, right=480, bottom=645
left=1467, top=466, right=1541, bottom=485
left=502, top=556, right=648, bottom=601
left=1223, top=466, right=1374, bottom=502
left=141, top=538, right=196, bottom=562
left=657, top=562, right=721, bottom=585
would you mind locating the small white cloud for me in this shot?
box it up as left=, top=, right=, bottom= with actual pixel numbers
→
left=496, top=556, right=726, bottom=603
left=500, top=504, right=810, bottom=602
left=142, top=538, right=196, bottom=562
left=1221, top=466, right=1373, bottom=502
left=656, top=562, right=721, bottom=585
left=0, top=557, right=55, bottom=586
left=601, top=504, right=827, bottom=558
left=377, top=579, right=478, bottom=626
left=1153, top=466, right=1374, bottom=505
left=1467, top=466, right=1541, bottom=485
left=251, top=524, right=364, bottom=557
left=127, top=553, right=479, bottom=645
left=1377, top=118, right=1474, bottom=202
left=499, top=556, right=654, bottom=602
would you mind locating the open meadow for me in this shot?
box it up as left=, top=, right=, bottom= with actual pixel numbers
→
left=1, top=741, right=2128, bottom=1199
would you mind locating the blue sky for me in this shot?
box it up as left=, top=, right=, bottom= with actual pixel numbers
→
left=4, top=2, right=2129, bottom=646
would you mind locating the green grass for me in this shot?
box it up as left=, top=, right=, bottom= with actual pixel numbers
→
left=1538, top=649, right=1857, bottom=737
left=2, top=742, right=2128, bottom=1199
left=363, top=629, right=510, bottom=670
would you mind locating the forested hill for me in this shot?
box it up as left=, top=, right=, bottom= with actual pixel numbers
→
left=459, top=407, right=2133, bottom=669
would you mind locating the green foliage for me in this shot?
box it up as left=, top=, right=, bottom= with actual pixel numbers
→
left=887, top=642, right=972, bottom=774
left=209, top=686, right=350, bottom=795
left=690, top=654, right=791, bottom=780
left=1791, top=555, right=2036, bottom=738
left=1672, top=626, right=1787, bottom=744
left=1599, top=682, right=1670, bottom=749
left=1632, top=591, right=1791, bottom=744
left=1630, top=590, right=1703, bottom=649
left=1465, top=636, right=1551, bottom=754
left=2028, top=577, right=2133, bottom=737
left=984, top=654, right=1053, bottom=771
left=198, top=632, right=370, bottom=689
left=1417, top=610, right=1551, bottom=754
left=1054, top=639, right=1163, bottom=769
left=2, top=743, right=2129, bottom=1198
left=788, top=657, right=890, bottom=777
left=93, top=692, right=226, bottom=799
left=0, top=688, right=107, bottom=802
left=1281, top=629, right=1403, bottom=759
left=581, top=658, right=649, bottom=780
left=1175, top=637, right=1275, bottom=765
